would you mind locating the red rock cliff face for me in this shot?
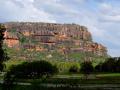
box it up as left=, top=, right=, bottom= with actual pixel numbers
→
left=3, top=22, right=107, bottom=56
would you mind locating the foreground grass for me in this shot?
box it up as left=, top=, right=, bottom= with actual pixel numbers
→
left=13, top=73, right=120, bottom=85
left=96, top=73, right=120, bottom=77
left=1, top=72, right=120, bottom=83
left=2, top=84, right=116, bottom=90
left=0, top=73, right=120, bottom=90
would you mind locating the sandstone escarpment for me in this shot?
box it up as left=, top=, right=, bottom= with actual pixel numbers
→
left=3, top=22, right=107, bottom=57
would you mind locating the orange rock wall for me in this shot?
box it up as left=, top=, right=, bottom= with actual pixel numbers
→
left=3, top=22, right=107, bottom=56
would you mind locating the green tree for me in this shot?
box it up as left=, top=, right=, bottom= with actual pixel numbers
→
left=80, top=61, right=94, bottom=79
left=97, top=58, right=116, bottom=72
left=3, top=60, right=58, bottom=88
left=69, top=65, right=79, bottom=73
left=6, top=60, right=58, bottom=79
left=116, top=58, right=120, bottom=72
left=0, top=24, right=9, bottom=71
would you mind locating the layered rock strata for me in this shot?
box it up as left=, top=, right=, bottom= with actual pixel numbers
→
left=3, top=22, right=107, bottom=56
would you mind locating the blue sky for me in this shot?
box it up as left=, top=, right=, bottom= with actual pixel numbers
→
left=0, top=0, right=120, bottom=57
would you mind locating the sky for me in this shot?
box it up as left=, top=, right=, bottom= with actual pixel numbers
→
left=0, top=0, right=120, bottom=57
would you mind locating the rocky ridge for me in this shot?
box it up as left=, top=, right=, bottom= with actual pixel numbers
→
left=3, top=22, right=107, bottom=58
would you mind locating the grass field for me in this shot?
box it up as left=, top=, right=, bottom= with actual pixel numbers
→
left=0, top=73, right=120, bottom=90
left=2, top=85, right=118, bottom=90
left=17, top=73, right=120, bottom=84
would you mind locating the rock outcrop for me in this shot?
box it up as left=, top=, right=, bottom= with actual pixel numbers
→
left=3, top=22, right=107, bottom=57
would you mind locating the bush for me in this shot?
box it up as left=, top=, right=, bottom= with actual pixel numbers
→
left=80, top=61, right=94, bottom=75
left=3, top=60, right=58, bottom=89
left=55, top=62, right=80, bottom=73
left=69, top=65, right=79, bottom=73
left=9, top=60, right=58, bottom=79
left=3, top=60, right=58, bottom=85
left=95, top=63, right=102, bottom=72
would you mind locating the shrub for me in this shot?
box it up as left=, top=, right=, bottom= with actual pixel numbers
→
left=3, top=60, right=58, bottom=86
left=69, top=65, right=79, bottom=73
left=80, top=61, right=94, bottom=78
left=95, top=63, right=102, bottom=72
left=55, top=62, right=80, bottom=73
left=8, top=60, right=58, bottom=79
left=3, top=60, right=58, bottom=89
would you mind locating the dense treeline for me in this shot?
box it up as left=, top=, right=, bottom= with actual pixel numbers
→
left=95, top=57, right=120, bottom=73
left=4, top=57, right=120, bottom=77
left=69, top=57, right=120, bottom=73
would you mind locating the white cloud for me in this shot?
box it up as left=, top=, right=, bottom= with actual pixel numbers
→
left=1, top=0, right=120, bottom=56
left=99, top=2, right=120, bottom=22
left=15, top=0, right=34, bottom=3
left=109, top=48, right=120, bottom=57
left=102, top=14, right=120, bottom=22
left=100, top=3, right=112, bottom=12
left=73, top=0, right=86, bottom=3
left=0, top=0, right=56, bottom=22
